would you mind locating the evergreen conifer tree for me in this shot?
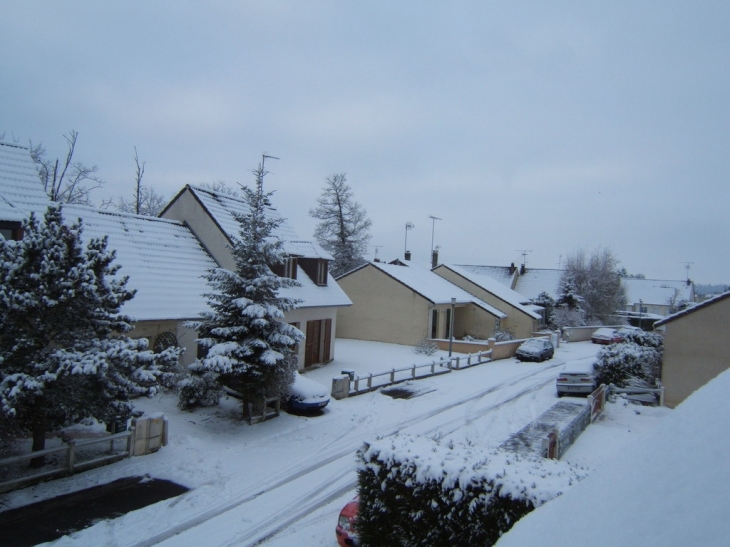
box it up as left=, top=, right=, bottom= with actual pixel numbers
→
left=0, top=205, right=180, bottom=462
left=186, top=163, right=303, bottom=419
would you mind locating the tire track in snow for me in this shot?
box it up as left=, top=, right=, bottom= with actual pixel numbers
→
left=135, top=360, right=566, bottom=547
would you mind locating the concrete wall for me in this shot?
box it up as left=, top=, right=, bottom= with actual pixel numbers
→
left=433, top=266, right=538, bottom=338
left=661, top=297, right=730, bottom=407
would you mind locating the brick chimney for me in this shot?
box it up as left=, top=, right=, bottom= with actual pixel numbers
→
left=431, top=249, right=439, bottom=269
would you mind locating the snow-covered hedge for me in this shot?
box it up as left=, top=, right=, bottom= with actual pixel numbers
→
left=357, top=434, right=588, bottom=546
left=594, top=333, right=663, bottom=388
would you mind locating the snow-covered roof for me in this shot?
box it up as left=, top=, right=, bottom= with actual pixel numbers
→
left=370, top=261, right=507, bottom=318
left=622, top=277, right=694, bottom=306
left=456, top=264, right=515, bottom=287
left=176, top=185, right=350, bottom=309
left=439, top=264, right=540, bottom=320
left=513, top=268, right=564, bottom=301
left=0, top=140, right=50, bottom=222
left=182, top=185, right=333, bottom=260
left=62, top=205, right=216, bottom=322
left=654, top=291, right=730, bottom=327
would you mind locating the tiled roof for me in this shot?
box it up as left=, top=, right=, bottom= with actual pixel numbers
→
left=622, top=278, right=694, bottom=306
left=62, top=205, right=217, bottom=321
left=183, top=185, right=350, bottom=309
left=456, top=264, right=515, bottom=286
left=0, top=140, right=49, bottom=221
left=370, top=261, right=507, bottom=318
left=513, top=268, right=564, bottom=301
left=440, top=264, right=541, bottom=319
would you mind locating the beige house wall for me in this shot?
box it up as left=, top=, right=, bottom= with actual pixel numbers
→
left=161, top=189, right=234, bottom=269
left=130, top=320, right=199, bottom=367
left=336, top=265, right=499, bottom=346
left=433, top=266, right=537, bottom=338
left=661, top=297, right=730, bottom=407
left=285, top=306, right=339, bottom=369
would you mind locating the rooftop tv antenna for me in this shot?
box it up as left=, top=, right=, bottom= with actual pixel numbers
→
left=680, top=261, right=694, bottom=281
left=372, top=245, right=383, bottom=260
left=429, top=215, right=442, bottom=254
left=257, top=153, right=279, bottom=192
left=404, top=222, right=415, bottom=254
left=516, top=250, right=533, bottom=267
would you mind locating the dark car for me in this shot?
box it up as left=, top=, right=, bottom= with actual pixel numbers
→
left=515, top=338, right=555, bottom=362
left=286, top=372, right=330, bottom=412
left=336, top=497, right=359, bottom=546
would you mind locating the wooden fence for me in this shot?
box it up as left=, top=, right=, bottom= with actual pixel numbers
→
left=0, top=414, right=168, bottom=494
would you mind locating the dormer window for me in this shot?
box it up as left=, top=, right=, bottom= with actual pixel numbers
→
left=299, top=257, right=328, bottom=286
left=285, top=256, right=298, bottom=280
left=316, top=260, right=328, bottom=285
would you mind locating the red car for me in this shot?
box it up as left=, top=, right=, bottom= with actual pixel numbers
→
left=591, top=328, right=624, bottom=345
left=336, top=497, right=359, bottom=547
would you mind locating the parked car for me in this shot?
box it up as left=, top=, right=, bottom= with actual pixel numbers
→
left=515, top=338, right=555, bottom=362
left=591, top=327, right=624, bottom=345
left=617, top=325, right=642, bottom=337
left=336, top=497, right=359, bottom=546
left=556, top=361, right=597, bottom=397
left=286, top=372, right=330, bottom=412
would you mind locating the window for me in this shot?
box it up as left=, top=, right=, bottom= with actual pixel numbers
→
left=316, top=260, right=327, bottom=285
left=284, top=257, right=298, bottom=280
left=154, top=331, right=178, bottom=353
left=431, top=309, right=438, bottom=339
left=0, top=221, right=22, bottom=241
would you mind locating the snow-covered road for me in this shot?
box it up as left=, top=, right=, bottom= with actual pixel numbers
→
left=3, top=339, right=629, bottom=547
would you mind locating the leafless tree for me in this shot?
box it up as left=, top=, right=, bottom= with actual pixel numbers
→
left=30, top=130, right=104, bottom=205
left=200, top=179, right=240, bottom=197
left=102, top=147, right=167, bottom=216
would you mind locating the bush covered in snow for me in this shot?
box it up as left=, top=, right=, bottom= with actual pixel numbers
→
left=593, top=340, right=663, bottom=389
left=177, top=372, right=222, bottom=410
left=621, top=329, right=664, bottom=349
left=356, top=434, right=588, bottom=547
left=412, top=338, right=439, bottom=355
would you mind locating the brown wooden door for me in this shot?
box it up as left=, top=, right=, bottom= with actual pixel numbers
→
left=305, top=320, right=321, bottom=368
left=323, top=319, right=332, bottom=362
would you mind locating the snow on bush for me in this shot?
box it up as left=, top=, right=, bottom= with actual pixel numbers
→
left=412, top=338, right=439, bottom=355
left=177, top=372, right=222, bottom=410
left=357, top=434, right=588, bottom=546
left=593, top=341, right=662, bottom=388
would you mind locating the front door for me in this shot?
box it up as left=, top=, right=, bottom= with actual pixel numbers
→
left=305, top=320, right=322, bottom=368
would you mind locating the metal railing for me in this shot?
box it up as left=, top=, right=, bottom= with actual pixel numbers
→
left=348, top=350, right=492, bottom=396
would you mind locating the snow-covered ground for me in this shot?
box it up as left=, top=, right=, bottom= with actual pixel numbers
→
left=1, top=339, right=682, bottom=546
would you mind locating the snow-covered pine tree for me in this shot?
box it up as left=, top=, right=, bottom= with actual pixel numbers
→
left=0, top=205, right=180, bottom=462
left=186, top=163, right=303, bottom=420
left=309, top=173, right=372, bottom=278
left=552, top=274, right=586, bottom=328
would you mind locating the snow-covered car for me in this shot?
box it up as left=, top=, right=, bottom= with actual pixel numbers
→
left=515, top=338, right=554, bottom=362
left=617, top=325, right=642, bottom=337
left=556, top=361, right=596, bottom=397
left=286, top=372, right=330, bottom=412
left=591, top=328, right=623, bottom=345
left=336, top=497, right=359, bottom=547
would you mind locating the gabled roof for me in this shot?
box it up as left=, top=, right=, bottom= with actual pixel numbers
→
left=62, top=205, right=217, bottom=322
left=438, top=264, right=541, bottom=320
left=654, top=291, right=730, bottom=327
left=163, top=185, right=350, bottom=309
left=622, top=278, right=694, bottom=306
left=169, top=185, right=333, bottom=260
left=0, top=140, right=49, bottom=222
left=513, top=268, right=564, bottom=301
left=456, top=264, right=516, bottom=287
left=364, top=261, right=507, bottom=318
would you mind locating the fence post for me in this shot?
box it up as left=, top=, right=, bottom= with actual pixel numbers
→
left=390, top=369, right=395, bottom=383
left=354, top=377, right=360, bottom=393
left=128, top=426, right=135, bottom=457
left=67, top=439, right=76, bottom=475
left=455, top=357, right=460, bottom=369
left=467, top=354, right=471, bottom=366
left=659, top=386, right=665, bottom=407
left=368, top=374, right=372, bottom=390
left=412, top=365, right=416, bottom=379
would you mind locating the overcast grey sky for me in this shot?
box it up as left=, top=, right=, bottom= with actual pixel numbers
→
left=2, top=1, right=728, bottom=284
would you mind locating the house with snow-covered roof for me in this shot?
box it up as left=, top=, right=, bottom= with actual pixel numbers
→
left=160, top=184, right=352, bottom=368
left=653, top=291, right=730, bottom=407
left=0, top=140, right=218, bottom=365
left=0, top=140, right=50, bottom=240
left=432, top=264, right=542, bottom=338
left=335, top=260, right=507, bottom=346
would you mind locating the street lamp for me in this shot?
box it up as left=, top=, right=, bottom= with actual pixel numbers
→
left=449, top=297, right=456, bottom=357
left=638, top=299, right=643, bottom=329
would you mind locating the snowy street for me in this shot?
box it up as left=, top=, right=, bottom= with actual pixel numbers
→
left=2, top=340, right=669, bottom=547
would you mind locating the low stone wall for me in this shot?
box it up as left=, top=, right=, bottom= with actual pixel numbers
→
left=435, top=332, right=558, bottom=360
